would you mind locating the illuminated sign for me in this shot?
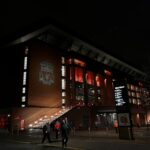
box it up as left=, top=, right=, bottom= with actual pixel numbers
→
left=115, top=86, right=126, bottom=106
left=39, top=61, right=54, bottom=85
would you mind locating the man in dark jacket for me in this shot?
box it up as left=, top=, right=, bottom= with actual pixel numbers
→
left=41, top=122, right=51, bottom=143
left=61, top=119, right=71, bottom=147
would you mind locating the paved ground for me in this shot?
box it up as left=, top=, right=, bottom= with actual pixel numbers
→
left=0, top=127, right=150, bottom=150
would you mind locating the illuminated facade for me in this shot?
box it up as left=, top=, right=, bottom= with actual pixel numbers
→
left=0, top=25, right=150, bottom=131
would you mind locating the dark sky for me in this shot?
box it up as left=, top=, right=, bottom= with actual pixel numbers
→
left=0, top=1, right=150, bottom=73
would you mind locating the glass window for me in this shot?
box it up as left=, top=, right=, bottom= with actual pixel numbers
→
left=62, top=79, right=66, bottom=90
left=88, top=87, right=95, bottom=102
left=127, top=84, right=130, bottom=90
left=62, top=91, right=66, bottom=97
left=61, top=66, right=66, bottom=77
left=21, top=96, right=26, bottom=102
left=132, top=92, right=136, bottom=97
left=128, top=91, right=131, bottom=96
left=131, top=85, right=135, bottom=91
left=23, top=71, right=27, bottom=85
left=86, top=71, right=94, bottom=85
left=21, top=104, right=25, bottom=108
left=75, top=67, right=84, bottom=83
left=136, top=92, right=140, bottom=98
left=25, top=47, right=29, bottom=55
left=76, top=84, right=84, bottom=101
left=22, top=87, right=26, bottom=94
left=62, top=99, right=65, bottom=104
left=137, top=99, right=141, bottom=105
left=24, top=56, right=28, bottom=70
left=61, top=57, right=65, bottom=64
left=95, top=75, right=101, bottom=87
left=132, top=98, right=137, bottom=104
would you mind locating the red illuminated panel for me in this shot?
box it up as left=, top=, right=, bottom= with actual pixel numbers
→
left=86, top=71, right=94, bottom=85
left=75, top=67, right=83, bottom=82
left=74, top=59, right=86, bottom=67
left=96, top=75, right=101, bottom=87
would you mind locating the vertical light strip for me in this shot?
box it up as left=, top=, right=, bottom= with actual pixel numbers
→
left=23, top=71, right=27, bottom=85
left=61, top=57, right=66, bottom=107
left=24, top=57, right=28, bottom=70
left=21, top=46, right=29, bottom=108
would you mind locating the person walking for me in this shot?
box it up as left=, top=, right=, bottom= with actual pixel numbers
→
left=41, top=122, right=51, bottom=143
left=54, top=120, right=61, bottom=139
left=61, top=119, right=71, bottom=147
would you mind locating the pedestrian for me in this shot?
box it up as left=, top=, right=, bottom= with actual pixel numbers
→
left=61, top=119, right=71, bottom=147
left=54, top=120, right=61, bottom=139
left=41, top=122, right=51, bottom=143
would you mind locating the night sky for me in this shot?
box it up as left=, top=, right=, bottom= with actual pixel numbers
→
left=0, top=1, right=150, bottom=74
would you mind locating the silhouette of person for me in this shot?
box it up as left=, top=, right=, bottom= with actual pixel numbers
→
left=41, top=122, right=51, bottom=143
left=54, top=120, right=61, bottom=139
left=61, top=119, right=70, bottom=147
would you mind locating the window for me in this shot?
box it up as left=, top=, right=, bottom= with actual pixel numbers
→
left=23, top=71, right=27, bottom=85
left=24, top=57, right=28, bottom=70
left=75, top=67, right=84, bottom=83
left=86, top=71, right=94, bottom=85
left=96, top=75, right=101, bottom=87
left=88, top=87, right=95, bottom=101
left=61, top=66, right=66, bottom=77
left=61, top=57, right=65, bottom=64
left=21, top=104, right=25, bottom=108
left=76, top=84, right=84, bottom=101
left=22, top=87, right=26, bottom=93
left=131, top=85, right=135, bottom=91
left=62, top=79, right=66, bottom=90
left=62, top=99, right=66, bottom=104
left=62, top=91, right=66, bottom=97
left=21, top=96, right=26, bottom=102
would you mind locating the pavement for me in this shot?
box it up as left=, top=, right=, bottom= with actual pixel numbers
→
left=0, top=127, right=150, bottom=149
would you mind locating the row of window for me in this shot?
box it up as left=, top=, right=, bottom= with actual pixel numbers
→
left=21, top=47, right=29, bottom=107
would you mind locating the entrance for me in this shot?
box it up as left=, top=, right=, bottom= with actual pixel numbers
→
left=94, top=113, right=117, bottom=130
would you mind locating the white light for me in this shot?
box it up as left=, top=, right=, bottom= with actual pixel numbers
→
left=34, top=121, right=38, bottom=124
left=24, top=56, right=28, bottom=70
left=61, top=57, right=65, bottom=64
left=39, top=118, right=43, bottom=121
left=62, top=99, right=65, bottom=104
left=62, top=92, right=66, bottom=97
left=21, top=104, right=25, bottom=107
left=22, top=87, right=26, bottom=93
left=23, top=71, right=27, bottom=85
left=22, top=96, right=26, bottom=102
left=61, top=66, right=66, bottom=76
left=29, top=124, right=33, bottom=127
left=115, top=86, right=125, bottom=90
left=7, top=114, right=11, bottom=117
left=44, top=115, right=47, bottom=118
left=62, top=79, right=66, bottom=90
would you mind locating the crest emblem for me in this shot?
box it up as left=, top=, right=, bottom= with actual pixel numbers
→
left=39, top=61, right=54, bottom=85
